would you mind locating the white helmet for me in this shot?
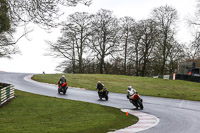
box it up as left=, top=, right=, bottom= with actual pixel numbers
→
left=128, top=86, right=132, bottom=90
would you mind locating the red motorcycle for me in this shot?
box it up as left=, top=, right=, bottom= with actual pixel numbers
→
left=58, top=83, right=68, bottom=94
left=127, top=89, right=143, bottom=110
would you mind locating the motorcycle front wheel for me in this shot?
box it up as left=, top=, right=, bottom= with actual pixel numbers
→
left=138, top=100, right=144, bottom=109
left=105, top=95, right=108, bottom=101
left=63, top=89, right=66, bottom=94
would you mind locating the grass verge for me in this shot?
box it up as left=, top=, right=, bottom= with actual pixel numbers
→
left=0, top=90, right=138, bottom=133
left=32, top=74, right=200, bottom=101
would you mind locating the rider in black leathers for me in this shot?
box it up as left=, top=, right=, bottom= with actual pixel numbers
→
left=58, top=75, right=67, bottom=88
left=96, top=81, right=103, bottom=91
left=96, top=81, right=109, bottom=100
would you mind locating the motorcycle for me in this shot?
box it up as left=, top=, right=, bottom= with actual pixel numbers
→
left=127, top=89, right=143, bottom=110
left=58, top=82, right=68, bottom=94
left=97, top=85, right=109, bottom=100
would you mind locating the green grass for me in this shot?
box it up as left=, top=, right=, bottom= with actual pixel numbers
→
left=33, top=74, right=200, bottom=101
left=0, top=90, right=138, bottom=133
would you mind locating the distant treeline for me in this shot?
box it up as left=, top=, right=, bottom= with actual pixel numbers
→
left=47, top=5, right=200, bottom=76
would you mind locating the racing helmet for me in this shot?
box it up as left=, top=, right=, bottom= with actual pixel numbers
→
left=128, top=86, right=132, bottom=91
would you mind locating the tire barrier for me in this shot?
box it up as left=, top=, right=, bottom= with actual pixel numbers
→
left=0, top=83, right=15, bottom=106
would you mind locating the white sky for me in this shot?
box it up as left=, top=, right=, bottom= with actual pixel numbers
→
left=0, top=0, right=197, bottom=73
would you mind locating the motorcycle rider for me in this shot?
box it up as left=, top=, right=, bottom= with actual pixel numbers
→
left=127, top=86, right=136, bottom=99
left=127, top=86, right=140, bottom=109
left=96, top=81, right=109, bottom=100
left=58, top=75, right=67, bottom=88
left=96, top=81, right=104, bottom=91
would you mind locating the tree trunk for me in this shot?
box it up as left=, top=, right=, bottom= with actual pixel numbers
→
left=124, top=34, right=128, bottom=75
left=79, top=28, right=83, bottom=73
left=99, top=29, right=106, bottom=74
left=100, top=56, right=105, bottom=74
left=72, top=41, right=76, bottom=73
left=161, top=34, right=167, bottom=75
left=141, top=40, right=149, bottom=76
left=135, top=41, right=139, bottom=76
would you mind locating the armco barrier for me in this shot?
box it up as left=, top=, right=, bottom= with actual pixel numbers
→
left=153, top=74, right=200, bottom=83
left=0, top=83, right=15, bottom=106
left=175, top=74, right=200, bottom=83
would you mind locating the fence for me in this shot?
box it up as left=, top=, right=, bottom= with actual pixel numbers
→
left=153, top=74, right=174, bottom=80
left=0, top=83, right=15, bottom=106
left=153, top=74, right=200, bottom=83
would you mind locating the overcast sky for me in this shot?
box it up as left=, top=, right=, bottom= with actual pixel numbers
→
left=0, top=0, right=198, bottom=74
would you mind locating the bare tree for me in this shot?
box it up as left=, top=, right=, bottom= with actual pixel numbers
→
left=187, top=0, right=200, bottom=58
left=46, top=32, right=77, bottom=73
left=151, top=5, right=178, bottom=75
left=129, top=21, right=144, bottom=76
left=119, top=16, right=135, bottom=75
left=187, top=0, right=200, bottom=26
left=168, top=41, right=185, bottom=73
left=139, top=19, right=159, bottom=76
left=0, top=26, right=33, bottom=58
left=47, top=12, right=92, bottom=73
left=90, top=9, right=120, bottom=74
left=6, top=0, right=92, bottom=28
left=0, top=0, right=17, bottom=58
left=0, top=30, right=18, bottom=58
left=0, top=0, right=92, bottom=58
left=188, top=0, right=200, bottom=58
left=191, top=32, right=200, bottom=57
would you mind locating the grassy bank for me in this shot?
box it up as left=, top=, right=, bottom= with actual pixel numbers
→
left=0, top=90, right=138, bottom=133
left=33, top=74, right=200, bottom=101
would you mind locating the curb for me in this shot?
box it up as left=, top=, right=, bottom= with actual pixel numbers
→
left=109, top=109, right=159, bottom=133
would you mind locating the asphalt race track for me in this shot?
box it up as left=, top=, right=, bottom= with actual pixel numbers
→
left=1, top=72, right=200, bottom=133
